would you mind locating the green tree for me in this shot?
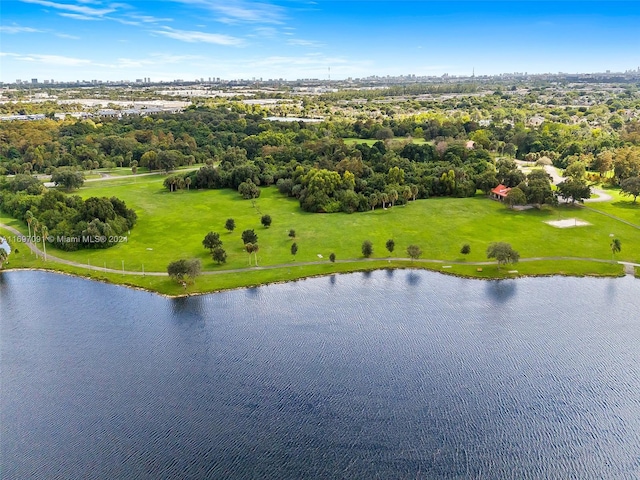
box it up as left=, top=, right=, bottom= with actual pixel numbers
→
left=241, top=229, right=258, bottom=245
left=167, top=258, right=201, bottom=283
left=398, top=186, right=409, bottom=204
left=252, top=243, right=259, bottom=266
left=407, top=244, right=422, bottom=262
left=202, top=231, right=222, bottom=252
left=557, top=178, right=591, bottom=204
left=620, top=176, right=640, bottom=203
left=387, top=166, right=405, bottom=185
left=505, top=187, right=527, bottom=209
left=385, top=239, right=395, bottom=255
left=225, top=218, right=236, bottom=232
left=525, top=169, right=555, bottom=207
left=361, top=240, right=373, bottom=258
left=244, top=242, right=255, bottom=266
left=140, top=150, right=158, bottom=170
left=288, top=229, right=296, bottom=239
left=25, top=210, right=34, bottom=243
left=51, top=169, right=85, bottom=191
left=388, top=189, right=399, bottom=207
left=261, top=214, right=272, bottom=228
left=329, top=252, right=336, bottom=262
left=410, top=184, right=419, bottom=201
left=368, top=193, right=379, bottom=210
left=40, top=224, right=48, bottom=261
left=610, top=238, right=621, bottom=258
left=564, top=161, right=587, bottom=180
left=461, top=244, right=471, bottom=256
left=0, top=245, right=7, bottom=269
left=291, top=242, right=298, bottom=259
left=238, top=179, right=260, bottom=199
left=380, top=192, right=389, bottom=209
left=486, top=242, right=520, bottom=270
left=212, top=247, right=227, bottom=264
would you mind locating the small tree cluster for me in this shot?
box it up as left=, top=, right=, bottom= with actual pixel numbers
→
left=486, top=242, right=519, bottom=270
left=407, top=244, right=422, bottom=261
left=238, top=179, right=260, bottom=199
left=167, top=258, right=201, bottom=283
left=51, top=168, right=85, bottom=191
left=241, top=229, right=258, bottom=245
left=202, top=231, right=222, bottom=252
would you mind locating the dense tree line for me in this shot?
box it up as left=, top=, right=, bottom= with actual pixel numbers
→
left=0, top=175, right=136, bottom=250
left=3, top=101, right=639, bottom=215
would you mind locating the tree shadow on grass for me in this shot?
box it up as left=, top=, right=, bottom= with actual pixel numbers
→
left=611, top=200, right=639, bottom=210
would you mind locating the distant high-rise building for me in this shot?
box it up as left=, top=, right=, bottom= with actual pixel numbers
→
left=31, top=78, right=38, bottom=84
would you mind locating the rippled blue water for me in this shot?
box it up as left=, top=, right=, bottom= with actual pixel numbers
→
left=1, top=270, right=639, bottom=479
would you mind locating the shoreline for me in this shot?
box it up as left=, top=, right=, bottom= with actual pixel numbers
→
left=1, top=260, right=634, bottom=298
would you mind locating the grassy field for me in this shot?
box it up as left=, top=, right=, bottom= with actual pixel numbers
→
left=2, top=174, right=638, bottom=295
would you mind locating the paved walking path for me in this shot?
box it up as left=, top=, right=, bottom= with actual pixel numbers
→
left=541, top=165, right=613, bottom=203
left=42, top=167, right=202, bottom=187
left=3, top=222, right=637, bottom=277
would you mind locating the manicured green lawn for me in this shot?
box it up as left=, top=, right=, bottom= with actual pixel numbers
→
left=2, top=174, right=638, bottom=294
left=586, top=186, right=640, bottom=226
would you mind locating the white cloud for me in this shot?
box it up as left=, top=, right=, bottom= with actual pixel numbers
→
left=20, top=0, right=115, bottom=17
left=174, top=0, right=285, bottom=24
left=129, top=14, right=173, bottom=24
left=0, top=25, right=44, bottom=34
left=55, top=33, right=81, bottom=39
left=59, top=12, right=102, bottom=20
left=152, top=26, right=244, bottom=45
left=287, top=38, right=323, bottom=47
left=16, top=53, right=93, bottom=66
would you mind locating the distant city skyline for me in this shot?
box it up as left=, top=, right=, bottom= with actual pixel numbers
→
left=1, top=1, right=639, bottom=83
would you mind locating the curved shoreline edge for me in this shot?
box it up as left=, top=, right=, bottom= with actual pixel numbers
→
left=1, top=258, right=636, bottom=299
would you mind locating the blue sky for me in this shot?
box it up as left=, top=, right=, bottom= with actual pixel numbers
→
left=1, top=1, right=639, bottom=82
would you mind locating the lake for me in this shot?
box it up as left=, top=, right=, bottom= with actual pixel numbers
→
left=1, top=270, right=639, bottom=479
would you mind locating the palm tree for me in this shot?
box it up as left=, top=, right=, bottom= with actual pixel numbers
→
left=185, top=177, right=191, bottom=190
left=610, top=238, right=621, bottom=259
left=368, top=193, right=379, bottom=211
left=245, top=243, right=254, bottom=266
left=410, top=184, right=418, bottom=201
left=388, top=189, right=398, bottom=207
left=25, top=210, right=34, bottom=242
left=31, top=219, right=40, bottom=258
left=252, top=243, right=259, bottom=266
left=40, top=225, right=48, bottom=261
left=380, top=192, right=389, bottom=209
left=402, top=186, right=412, bottom=205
